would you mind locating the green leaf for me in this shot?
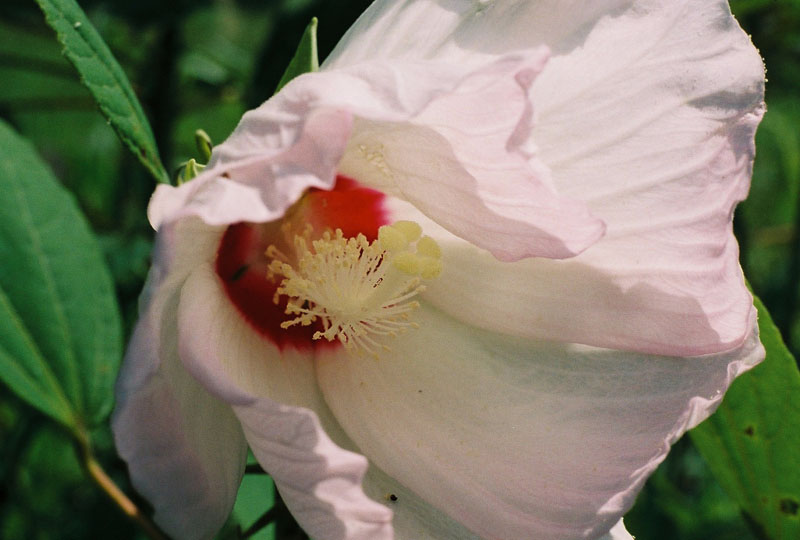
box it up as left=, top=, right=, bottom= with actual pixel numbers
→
left=0, top=120, right=122, bottom=432
left=33, top=0, right=170, bottom=184
left=274, top=17, right=319, bottom=94
left=690, top=295, right=800, bottom=540
left=232, top=473, right=276, bottom=539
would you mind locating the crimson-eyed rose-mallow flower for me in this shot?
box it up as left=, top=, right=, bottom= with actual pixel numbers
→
left=112, top=1, right=766, bottom=539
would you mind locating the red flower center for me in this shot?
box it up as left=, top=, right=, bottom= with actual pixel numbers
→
left=214, top=175, right=388, bottom=351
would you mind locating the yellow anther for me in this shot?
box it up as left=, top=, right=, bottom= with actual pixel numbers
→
left=378, top=225, right=408, bottom=252
left=416, top=235, right=441, bottom=259
left=392, top=252, right=423, bottom=276
left=268, top=220, right=442, bottom=356
left=418, top=257, right=442, bottom=279
left=392, top=220, right=423, bottom=242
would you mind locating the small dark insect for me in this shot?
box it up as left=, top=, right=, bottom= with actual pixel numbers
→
left=390, top=494, right=398, bottom=502
left=230, top=264, right=249, bottom=281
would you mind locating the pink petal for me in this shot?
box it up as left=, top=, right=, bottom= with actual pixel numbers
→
left=337, top=51, right=605, bottom=261
left=361, top=466, right=481, bottom=540
left=148, top=106, right=353, bottom=230
left=386, top=197, right=750, bottom=356
left=236, top=403, right=394, bottom=540
left=153, top=49, right=604, bottom=261
left=530, top=0, right=764, bottom=354
left=325, top=0, right=640, bottom=69
left=316, top=304, right=763, bottom=540
left=112, top=221, right=247, bottom=540
left=176, top=263, right=393, bottom=540
left=600, top=520, right=634, bottom=540
left=379, top=0, right=764, bottom=356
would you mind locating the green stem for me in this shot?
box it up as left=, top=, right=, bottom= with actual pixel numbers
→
left=75, top=437, right=169, bottom=540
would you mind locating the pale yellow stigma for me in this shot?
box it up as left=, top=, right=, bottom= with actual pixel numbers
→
left=269, top=221, right=442, bottom=356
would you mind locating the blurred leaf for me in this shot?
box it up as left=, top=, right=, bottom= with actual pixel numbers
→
left=731, top=0, right=782, bottom=16
left=0, top=119, right=122, bottom=432
left=625, top=437, right=758, bottom=540
left=690, top=295, right=800, bottom=540
left=33, top=0, right=170, bottom=184
left=739, top=99, right=800, bottom=310
left=275, top=17, right=318, bottom=94
left=732, top=0, right=800, bottom=17
left=0, top=412, right=139, bottom=540
left=231, top=472, right=276, bottom=540
left=747, top=99, right=800, bottom=228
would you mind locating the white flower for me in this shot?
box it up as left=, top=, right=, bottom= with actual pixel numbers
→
left=112, top=1, right=766, bottom=539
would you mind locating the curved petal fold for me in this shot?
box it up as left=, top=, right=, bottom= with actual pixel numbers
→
left=112, top=221, right=246, bottom=540
left=316, top=304, right=763, bottom=540
left=112, top=319, right=247, bottom=540
left=529, top=0, right=764, bottom=354
left=600, top=520, right=635, bottom=540
left=338, top=51, right=605, bottom=261
left=236, top=402, right=393, bottom=540
left=149, top=106, right=353, bottom=230
left=176, top=262, right=393, bottom=540
left=535, top=0, right=763, bottom=355
left=324, top=0, right=632, bottom=69
left=154, top=48, right=604, bottom=261
left=380, top=0, right=764, bottom=356
left=119, top=3, right=766, bottom=539
left=386, top=198, right=746, bottom=356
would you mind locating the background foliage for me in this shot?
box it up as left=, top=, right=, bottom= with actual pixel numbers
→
left=0, top=0, right=798, bottom=539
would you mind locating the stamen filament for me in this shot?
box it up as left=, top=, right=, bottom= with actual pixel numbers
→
left=268, top=221, right=441, bottom=356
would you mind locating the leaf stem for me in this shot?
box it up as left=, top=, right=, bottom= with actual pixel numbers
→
left=76, top=438, right=169, bottom=540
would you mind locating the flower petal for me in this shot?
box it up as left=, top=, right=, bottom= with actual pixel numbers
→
left=148, top=106, right=353, bottom=230
left=176, top=262, right=393, bottom=540
left=600, top=520, right=634, bottom=540
left=155, top=48, right=604, bottom=260
left=235, top=403, right=393, bottom=540
left=362, top=465, right=481, bottom=540
left=177, top=262, right=326, bottom=408
left=386, top=197, right=748, bottom=356
left=530, top=0, right=764, bottom=353
left=338, top=51, right=605, bottom=261
left=316, top=304, right=763, bottom=540
left=381, top=0, right=764, bottom=356
left=112, top=221, right=246, bottom=540
left=325, top=0, right=636, bottom=69
left=112, top=321, right=247, bottom=540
